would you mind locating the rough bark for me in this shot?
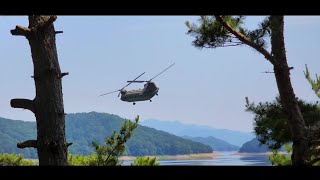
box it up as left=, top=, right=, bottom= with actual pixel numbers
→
left=11, top=15, right=68, bottom=166
left=270, top=16, right=309, bottom=166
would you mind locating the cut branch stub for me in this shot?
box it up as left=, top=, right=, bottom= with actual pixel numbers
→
left=10, top=98, right=35, bottom=113
left=55, top=31, right=63, bottom=34
left=10, top=26, right=31, bottom=37
left=17, top=140, right=37, bottom=149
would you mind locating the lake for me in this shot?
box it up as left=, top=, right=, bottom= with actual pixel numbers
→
left=123, top=151, right=272, bottom=166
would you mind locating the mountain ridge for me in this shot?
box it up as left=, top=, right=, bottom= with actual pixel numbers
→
left=141, top=119, right=254, bottom=146
left=0, top=112, right=213, bottom=158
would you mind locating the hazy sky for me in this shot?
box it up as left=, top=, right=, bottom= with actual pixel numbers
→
left=0, top=16, right=319, bottom=132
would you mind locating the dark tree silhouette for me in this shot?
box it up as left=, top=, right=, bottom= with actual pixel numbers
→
left=186, top=16, right=318, bottom=166
left=11, top=15, right=69, bottom=166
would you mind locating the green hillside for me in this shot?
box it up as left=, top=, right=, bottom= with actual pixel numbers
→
left=183, top=136, right=239, bottom=151
left=238, top=138, right=269, bottom=153
left=0, top=112, right=212, bottom=158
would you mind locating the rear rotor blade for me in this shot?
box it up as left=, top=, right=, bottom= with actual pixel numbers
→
left=99, top=90, right=120, bottom=97
left=149, top=63, right=175, bottom=81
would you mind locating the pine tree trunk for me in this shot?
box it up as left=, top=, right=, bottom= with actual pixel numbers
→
left=11, top=16, right=68, bottom=166
left=270, top=16, right=309, bottom=166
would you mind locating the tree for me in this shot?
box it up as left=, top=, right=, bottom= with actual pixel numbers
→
left=186, top=15, right=317, bottom=165
left=131, top=157, right=160, bottom=166
left=10, top=16, right=69, bottom=165
left=91, top=116, right=139, bottom=166
left=245, top=97, right=320, bottom=165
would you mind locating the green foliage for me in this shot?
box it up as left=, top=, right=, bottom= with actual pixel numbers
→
left=269, top=144, right=292, bottom=166
left=92, top=116, right=139, bottom=166
left=185, top=16, right=270, bottom=49
left=245, top=96, right=320, bottom=150
left=304, top=64, right=320, bottom=98
left=131, top=157, right=160, bottom=166
left=0, top=153, right=34, bottom=166
left=68, top=154, right=98, bottom=166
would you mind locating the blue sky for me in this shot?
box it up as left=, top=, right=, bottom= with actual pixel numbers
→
left=0, top=16, right=319, bottom=132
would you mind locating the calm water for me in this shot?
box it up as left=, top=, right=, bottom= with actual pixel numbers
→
left=124, top=151, right=272, bottom=166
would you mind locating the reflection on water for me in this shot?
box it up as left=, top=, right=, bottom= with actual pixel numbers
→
left=123, top=151, right=272, bottom=166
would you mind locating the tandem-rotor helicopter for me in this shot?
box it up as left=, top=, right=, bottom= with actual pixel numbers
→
left=99, top=63, right=175, bottom=105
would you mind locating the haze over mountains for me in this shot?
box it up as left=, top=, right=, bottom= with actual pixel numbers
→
left=141, top=119, right=255, bottom=146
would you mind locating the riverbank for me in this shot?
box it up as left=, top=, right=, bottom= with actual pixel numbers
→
left=233, top=152, right=288, bottom=156
left=120, top=153, right=220, bottom=161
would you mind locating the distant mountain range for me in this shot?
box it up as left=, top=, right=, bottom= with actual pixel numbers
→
left=183, top=136, right=239, bottom=151
left=0, top=112, right=212, bottom=159
left=141, top=119, right=254, bottom=146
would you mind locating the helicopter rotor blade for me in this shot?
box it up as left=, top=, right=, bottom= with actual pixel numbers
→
left=99, top=72, right=145, bottom=98
left=126, top=80, right=147, bottom=83
left=148, top=63, right=175, bottom=82
left=99, top=89, right=120, bottom=97
left=121, top=72, right=145, bottom=90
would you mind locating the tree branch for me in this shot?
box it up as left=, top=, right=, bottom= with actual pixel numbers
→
left=17, top=140, right=37, bottom=149
left=214, top=15, right=276, bottom=66
left=55, top=31, right=63, bottom=34
left=307, top=157, right=320, bottom=166
left=10, top=26, right=31, bottom=37
left=67, top=143, right=73, bottom=147
left=60, top=72, right=69, bottom=78
left=10, top=98, right=35, bottom=113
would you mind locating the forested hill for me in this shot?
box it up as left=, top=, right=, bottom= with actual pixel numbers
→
left=238, top=138, right=269, bottom=153
left=0, top=112, right=212, bottom=158
left=183, top=136, right=239, bottom=151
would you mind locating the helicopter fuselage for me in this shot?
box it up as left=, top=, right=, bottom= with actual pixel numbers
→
left=120, top=82, right=159, bottom=103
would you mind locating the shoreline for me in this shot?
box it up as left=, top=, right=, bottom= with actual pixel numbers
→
left=120, top=153, right=220, bottom=161
left=233, top=152, right=288, bottom=156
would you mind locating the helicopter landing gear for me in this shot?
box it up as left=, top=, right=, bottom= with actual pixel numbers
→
left=133, top=102, right=136, bottom=105
left=150, top=100, right=152, bottom=102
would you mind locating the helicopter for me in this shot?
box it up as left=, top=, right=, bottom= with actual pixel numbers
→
left=99, top=63, right=175, bottom=105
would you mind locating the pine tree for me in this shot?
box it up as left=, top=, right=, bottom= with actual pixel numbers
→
left=186, top=16, right=316, bottom=166
left=92, top=116, right=139, bottom=166
left=304, top=65, right=320, bottom=98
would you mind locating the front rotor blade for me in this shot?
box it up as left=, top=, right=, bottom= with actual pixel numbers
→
left=121, top=72, right=145, bottom=90
left=149, top=63, right=175, bottom=81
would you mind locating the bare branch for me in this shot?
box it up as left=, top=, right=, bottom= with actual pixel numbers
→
left=55, top=31, right=63, bottom=34
left=67, top=143, right=73, bottom=147
left=10, top=99, right=35, bottom=113
left=17, top=140, right=37, bottom=149
left=214, top=16, right=276, bottom=66
left=10, top=26, right=31, bottom=37
left=60, top=72, right=69, bottom=78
